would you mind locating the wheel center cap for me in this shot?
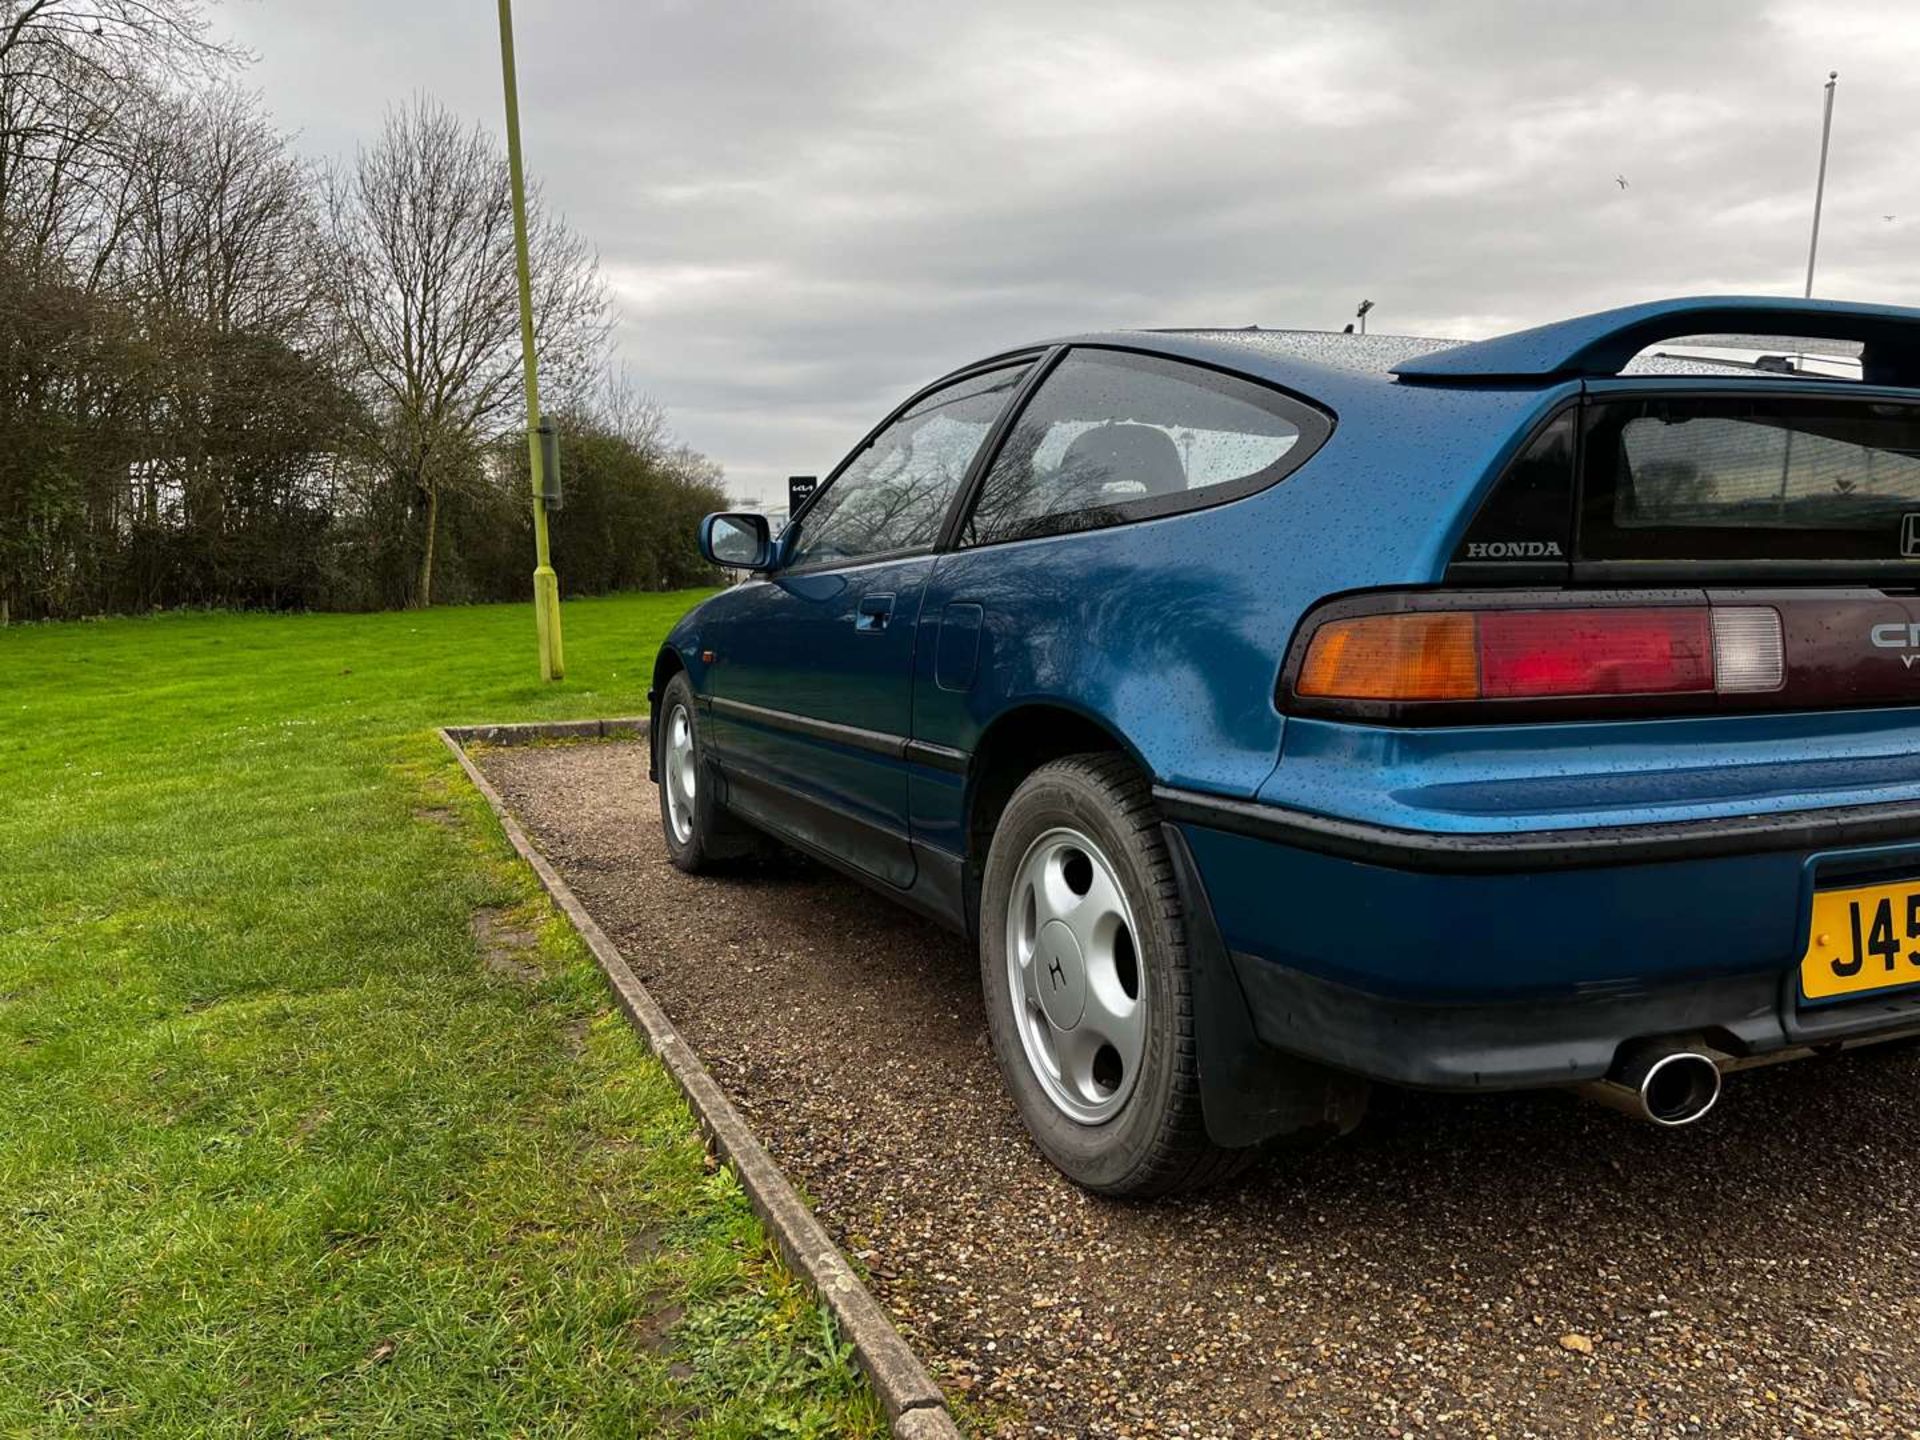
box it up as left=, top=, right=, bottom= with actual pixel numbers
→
left=1034, top=919, right=1087, bottom=1031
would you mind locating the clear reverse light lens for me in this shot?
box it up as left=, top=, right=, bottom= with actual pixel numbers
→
left=1711, top=607, right=1785, bottom=693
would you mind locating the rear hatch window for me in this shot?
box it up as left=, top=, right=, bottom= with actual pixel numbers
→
left=1581, top=396, right=1920, bottom=563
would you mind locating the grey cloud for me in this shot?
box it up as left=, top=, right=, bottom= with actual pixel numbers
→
left=224, top=0, right=1920, bottom=502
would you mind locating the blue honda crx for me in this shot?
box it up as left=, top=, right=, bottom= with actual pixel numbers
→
left=651, top=296, right=1920, bottom=1196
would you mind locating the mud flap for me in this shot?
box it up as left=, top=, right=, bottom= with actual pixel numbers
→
left=1162, top=822, right=1369, bottom=1148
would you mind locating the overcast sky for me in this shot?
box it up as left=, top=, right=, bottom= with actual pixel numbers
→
left=221, top=0, right=1920, bottom=505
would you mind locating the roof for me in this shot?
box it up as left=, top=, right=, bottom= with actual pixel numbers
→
left=1129, top=325, right=1794, bottom=383
left=1014, top=296, right=1920, bottom=408
left=1147, top=328, right=1457, bottom=375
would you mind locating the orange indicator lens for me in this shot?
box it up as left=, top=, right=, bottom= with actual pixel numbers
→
left=1297, top=612, right=1479, bottom=701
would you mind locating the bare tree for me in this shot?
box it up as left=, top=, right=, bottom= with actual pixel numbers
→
left=108, top=85, right=336, bottom=562
left=0, top=51, right=135, bottom=274
left=0, top=1, right=232, bottom=110
left=325, top=96, right=607, bottom=607
left=0, top=2, right=235, bottom=209
left=591, top=365, right=673, bottom=459
left=115, top=85, right=321, bottom=334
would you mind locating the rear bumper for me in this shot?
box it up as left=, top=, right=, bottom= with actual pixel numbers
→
left=1160, top=785, right=1920, bottom=1091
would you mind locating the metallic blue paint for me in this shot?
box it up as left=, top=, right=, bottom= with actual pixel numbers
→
left=660, top=298, right=1920, bottom=1092
left=1265, top=709, right=1920, bottom=834
left=1184, top=821, right=1808, bottom=1002
left=699, top=554, right=934, bottom=888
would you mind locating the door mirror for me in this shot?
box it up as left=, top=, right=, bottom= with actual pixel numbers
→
left=699, top=512, right=773, bottom=570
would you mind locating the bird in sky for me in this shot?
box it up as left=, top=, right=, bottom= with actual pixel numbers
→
left=1886, top=214, right=1898, bottom=222
left=1615, top=174, right=1629, bottom=189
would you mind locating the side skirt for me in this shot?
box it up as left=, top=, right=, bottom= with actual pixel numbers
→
left=713, top=758, right=970, bottom=935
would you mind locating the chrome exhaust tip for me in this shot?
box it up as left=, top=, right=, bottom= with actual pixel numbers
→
left=1632, top=1050, right=1723, bottom=1126
left=1577, top=1045, right=1723, bottom=1127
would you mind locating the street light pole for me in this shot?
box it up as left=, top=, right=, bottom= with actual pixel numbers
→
left=497, top=0, right=564, bottom=681
left=1803, top=70, right=1838, bottom=299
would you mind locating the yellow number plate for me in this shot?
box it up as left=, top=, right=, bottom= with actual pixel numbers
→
left=1801, top=878, right=1920, bottom=1000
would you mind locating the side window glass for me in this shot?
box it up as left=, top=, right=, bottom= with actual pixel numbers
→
left=964, top=350, right=1327, bottom=547
left=787, top=363, right=1031, bottom=567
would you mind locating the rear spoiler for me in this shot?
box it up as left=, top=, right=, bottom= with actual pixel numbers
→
left=1392, top=296, right=1920, bottom=388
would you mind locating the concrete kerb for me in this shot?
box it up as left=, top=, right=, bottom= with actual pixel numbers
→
left=443, top=716, right=649, bottom=747
left=437, top=720, right=963, bottom=1440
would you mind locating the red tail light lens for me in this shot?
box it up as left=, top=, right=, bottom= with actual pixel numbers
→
left=1292, top=602, right=1781, bottom=713
left=1477, top=609, right=1710, bottom=698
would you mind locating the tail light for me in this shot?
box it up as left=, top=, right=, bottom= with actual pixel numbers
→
left=1286, top=596, right=1785, bottom=721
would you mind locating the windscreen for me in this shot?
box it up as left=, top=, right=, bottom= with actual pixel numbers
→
left=1581, top=396, right=1920, bottom=563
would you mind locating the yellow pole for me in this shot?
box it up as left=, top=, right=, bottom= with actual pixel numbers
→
left=497, top=0, right=564, bottom=681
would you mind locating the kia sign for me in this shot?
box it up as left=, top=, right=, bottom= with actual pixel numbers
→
left=788, top=475, right=819, bottom=513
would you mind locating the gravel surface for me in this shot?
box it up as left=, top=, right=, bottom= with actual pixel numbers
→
left=476, top=740, right=1920, bottom=1440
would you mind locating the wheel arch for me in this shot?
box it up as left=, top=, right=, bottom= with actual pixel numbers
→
left=650, top=642, right=689, bottom=695
left=962, top=701, right=1151, bottom=929
left=648, top=645, right=689, bottom=782
left=963, top=700, right=1370, bottom=1158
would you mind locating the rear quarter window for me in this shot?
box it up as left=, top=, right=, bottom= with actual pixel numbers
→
left=961, top=349, right=1331, bottom=547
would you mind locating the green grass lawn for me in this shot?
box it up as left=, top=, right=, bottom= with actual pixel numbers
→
left=0, top=594, right=885, bottom=1438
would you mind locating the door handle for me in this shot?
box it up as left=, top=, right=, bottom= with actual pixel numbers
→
left=855, top=593, right=895, bottom=632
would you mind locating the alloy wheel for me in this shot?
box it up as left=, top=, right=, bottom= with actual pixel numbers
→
left=1005, top=825, right=1146, bottom=1125
left=663, top=703, right=697, bottom=845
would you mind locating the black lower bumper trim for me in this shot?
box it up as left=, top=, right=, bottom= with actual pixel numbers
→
left=1155, top=785, right=1920, bottom=875
left=1232, top=951, right=1920, bottom=1090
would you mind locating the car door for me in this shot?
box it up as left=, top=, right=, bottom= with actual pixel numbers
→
left=709, top=360, right=1033, bottom=887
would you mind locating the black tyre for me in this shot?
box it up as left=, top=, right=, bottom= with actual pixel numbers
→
left=656, top=671, right=759, bottom=872
left=980, top=752, right=1256, bottom=1197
